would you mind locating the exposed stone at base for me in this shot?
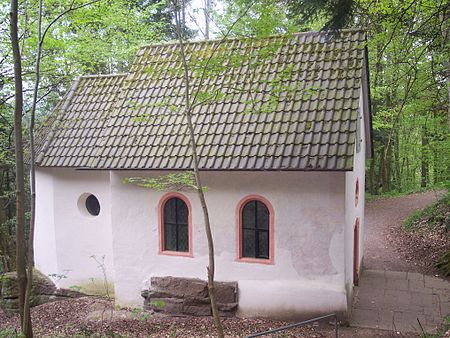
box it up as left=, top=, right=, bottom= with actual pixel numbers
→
left=142, top=276, right=238, bottom=317
left=0, top=270, right=85, bottom=312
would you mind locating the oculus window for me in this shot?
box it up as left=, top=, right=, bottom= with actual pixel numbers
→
left=163, top=197, right=189, bottom=252
left=85, top=194, right=100, bottom=216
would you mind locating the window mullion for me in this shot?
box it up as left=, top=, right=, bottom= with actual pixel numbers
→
left=175, top=199, right=179, bottom=251
left=254, top=201, right=259, bottom=258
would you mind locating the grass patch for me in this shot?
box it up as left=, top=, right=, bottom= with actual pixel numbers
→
left=366, top=183, right=448, bottom=201
left=404, top=193, right=449, bottom=230
left=402, top=192, right=449, bottom=276
left=421, top=315, right=450, bottom=337
left=75, top=279, right=115, bottom=298
left=0, top=328, right=20, bottom=338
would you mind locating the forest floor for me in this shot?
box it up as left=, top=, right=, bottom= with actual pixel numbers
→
left=364, top=189, right=447, bottom=277
left=0, top=296, right=395, bottom=337
left=0, top=189, right=448, bottom=337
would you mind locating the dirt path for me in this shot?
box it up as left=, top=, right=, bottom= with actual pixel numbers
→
left=364, top=189, right=445, bottom=272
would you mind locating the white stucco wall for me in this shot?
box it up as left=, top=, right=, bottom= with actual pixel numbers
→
left=344, top=89, right=367, bottom=301
left=35, top=168, right=58, bottom=277
left=34, top=157, right=365, bottom=318
left=110, top=170, right=347, bottom=319
left=34, top=168, right=114, bottom=289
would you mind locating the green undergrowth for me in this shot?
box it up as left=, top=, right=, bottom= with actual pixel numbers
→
left=421, top=315, right=450, bottom=337
left=366, top=182, right=448, bottom=201
left=0, top=328, right=21, bottom=338
left=404, top=193, right=449, bottom=230
left=404, top=192, right=450, bottom=276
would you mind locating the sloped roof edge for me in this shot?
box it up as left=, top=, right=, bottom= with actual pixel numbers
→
left=37, top=30, right=370, bottom=171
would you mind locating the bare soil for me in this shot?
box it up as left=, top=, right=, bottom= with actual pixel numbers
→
left=0, top=296, right=398, bottom=337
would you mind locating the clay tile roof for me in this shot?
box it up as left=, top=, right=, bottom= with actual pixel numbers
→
left=36, top=74, right=127, bottom=167
left=36, top=29, right=369, bottom=171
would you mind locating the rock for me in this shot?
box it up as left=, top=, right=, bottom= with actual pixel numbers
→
left=0, top=269, right=86, bottom=313
left=0, top=298, right=19, bottom=311
left=32, top=270, right=57, bottom=296
left=183, top=296, right=210, bottom=306
left=54, top=288, right=85, bottom=298
left=218, top=302, right=238, bottom=317
left=150, top=276, right=209, bottom=299
left=30, top=294, right=53, bottom=307
left=142, top=276, right=238, bottom=317
left=145, top=298, right=184, bottom=313
left=183, top=303, right=211, bottom=316
left=141, top=289, right=173, bottom=299
left=0, top=272, right=19, bottom=298
left=215, top=281, right=238, bottom=304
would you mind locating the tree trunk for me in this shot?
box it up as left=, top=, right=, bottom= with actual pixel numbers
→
left=384, top=144, right=392, bottom=192
left=23, top=0, right=43, bottom=334
left=368, top=158, right=376, bottom=194
left=421, top=126, right=428, bottom=188
left=441, top=9, right=450, bottom=129
left=0, top=190, right=11, bottom=272
left=9, top=0, right=32, bottom=335
left=172, top=2, right=224, bottom=337
left=393, top=129, right=401, bottom=191
left=378, top=149, right=385, bottom=193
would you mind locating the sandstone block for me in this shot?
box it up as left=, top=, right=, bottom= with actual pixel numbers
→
left=215, top=281, right=237, bottom=304
left=183, top=304, right=212, bottom=316
left=142, top=276, right=238, bottom=317
left=151, top=276, right=208, bottom=299
left=218, top=302, right=238, bottom=317
left=145, top=297, right=183, bottom=313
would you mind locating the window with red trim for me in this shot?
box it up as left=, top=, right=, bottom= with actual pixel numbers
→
left=241, top=200, right=270, bottom=259
left=355, top=178, right=360, bottom=208
left=162, top=197, right=189, bottom=252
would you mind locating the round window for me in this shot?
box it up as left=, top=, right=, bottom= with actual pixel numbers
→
left=85, top=194, right=100, bottom=216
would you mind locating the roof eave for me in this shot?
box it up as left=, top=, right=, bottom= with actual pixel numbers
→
left=36, top=165, right=353, bottom=172
left=363, top=46, right=374, bottom=159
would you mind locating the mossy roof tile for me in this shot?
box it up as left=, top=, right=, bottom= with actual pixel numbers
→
left=36, top=30, right=368, bottom=171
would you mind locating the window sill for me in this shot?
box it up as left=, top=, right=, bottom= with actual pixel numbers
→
left=159, top=250, right=193, bottom=258
left=236, top=257, right=274, bottom=265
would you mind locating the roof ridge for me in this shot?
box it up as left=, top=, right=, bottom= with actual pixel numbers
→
left=137, top=28, right=366, bottom=51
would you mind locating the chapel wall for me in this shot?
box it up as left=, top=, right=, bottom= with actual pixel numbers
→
left=109, top=170, right=348, bottom=318
left=344, top=87, right=367, bottom=303
left=38, top=168, right=115, bottom=292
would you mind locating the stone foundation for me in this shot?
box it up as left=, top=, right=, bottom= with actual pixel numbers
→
left=141, top=276, right=238, bottom=316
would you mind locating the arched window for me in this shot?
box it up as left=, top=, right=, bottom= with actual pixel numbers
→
left=237, top=195, right=274, bottom=264
left=355, top=178, right=360, bottom=208
left=159, top=193, right=192, bottom=256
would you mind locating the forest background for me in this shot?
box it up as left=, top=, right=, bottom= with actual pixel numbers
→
left=0, top=0, right=448, bottom=273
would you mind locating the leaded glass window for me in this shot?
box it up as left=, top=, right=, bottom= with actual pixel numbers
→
left=163, top=197, right=189, bottom=252
left=241, top=200, right=269, bottom=259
